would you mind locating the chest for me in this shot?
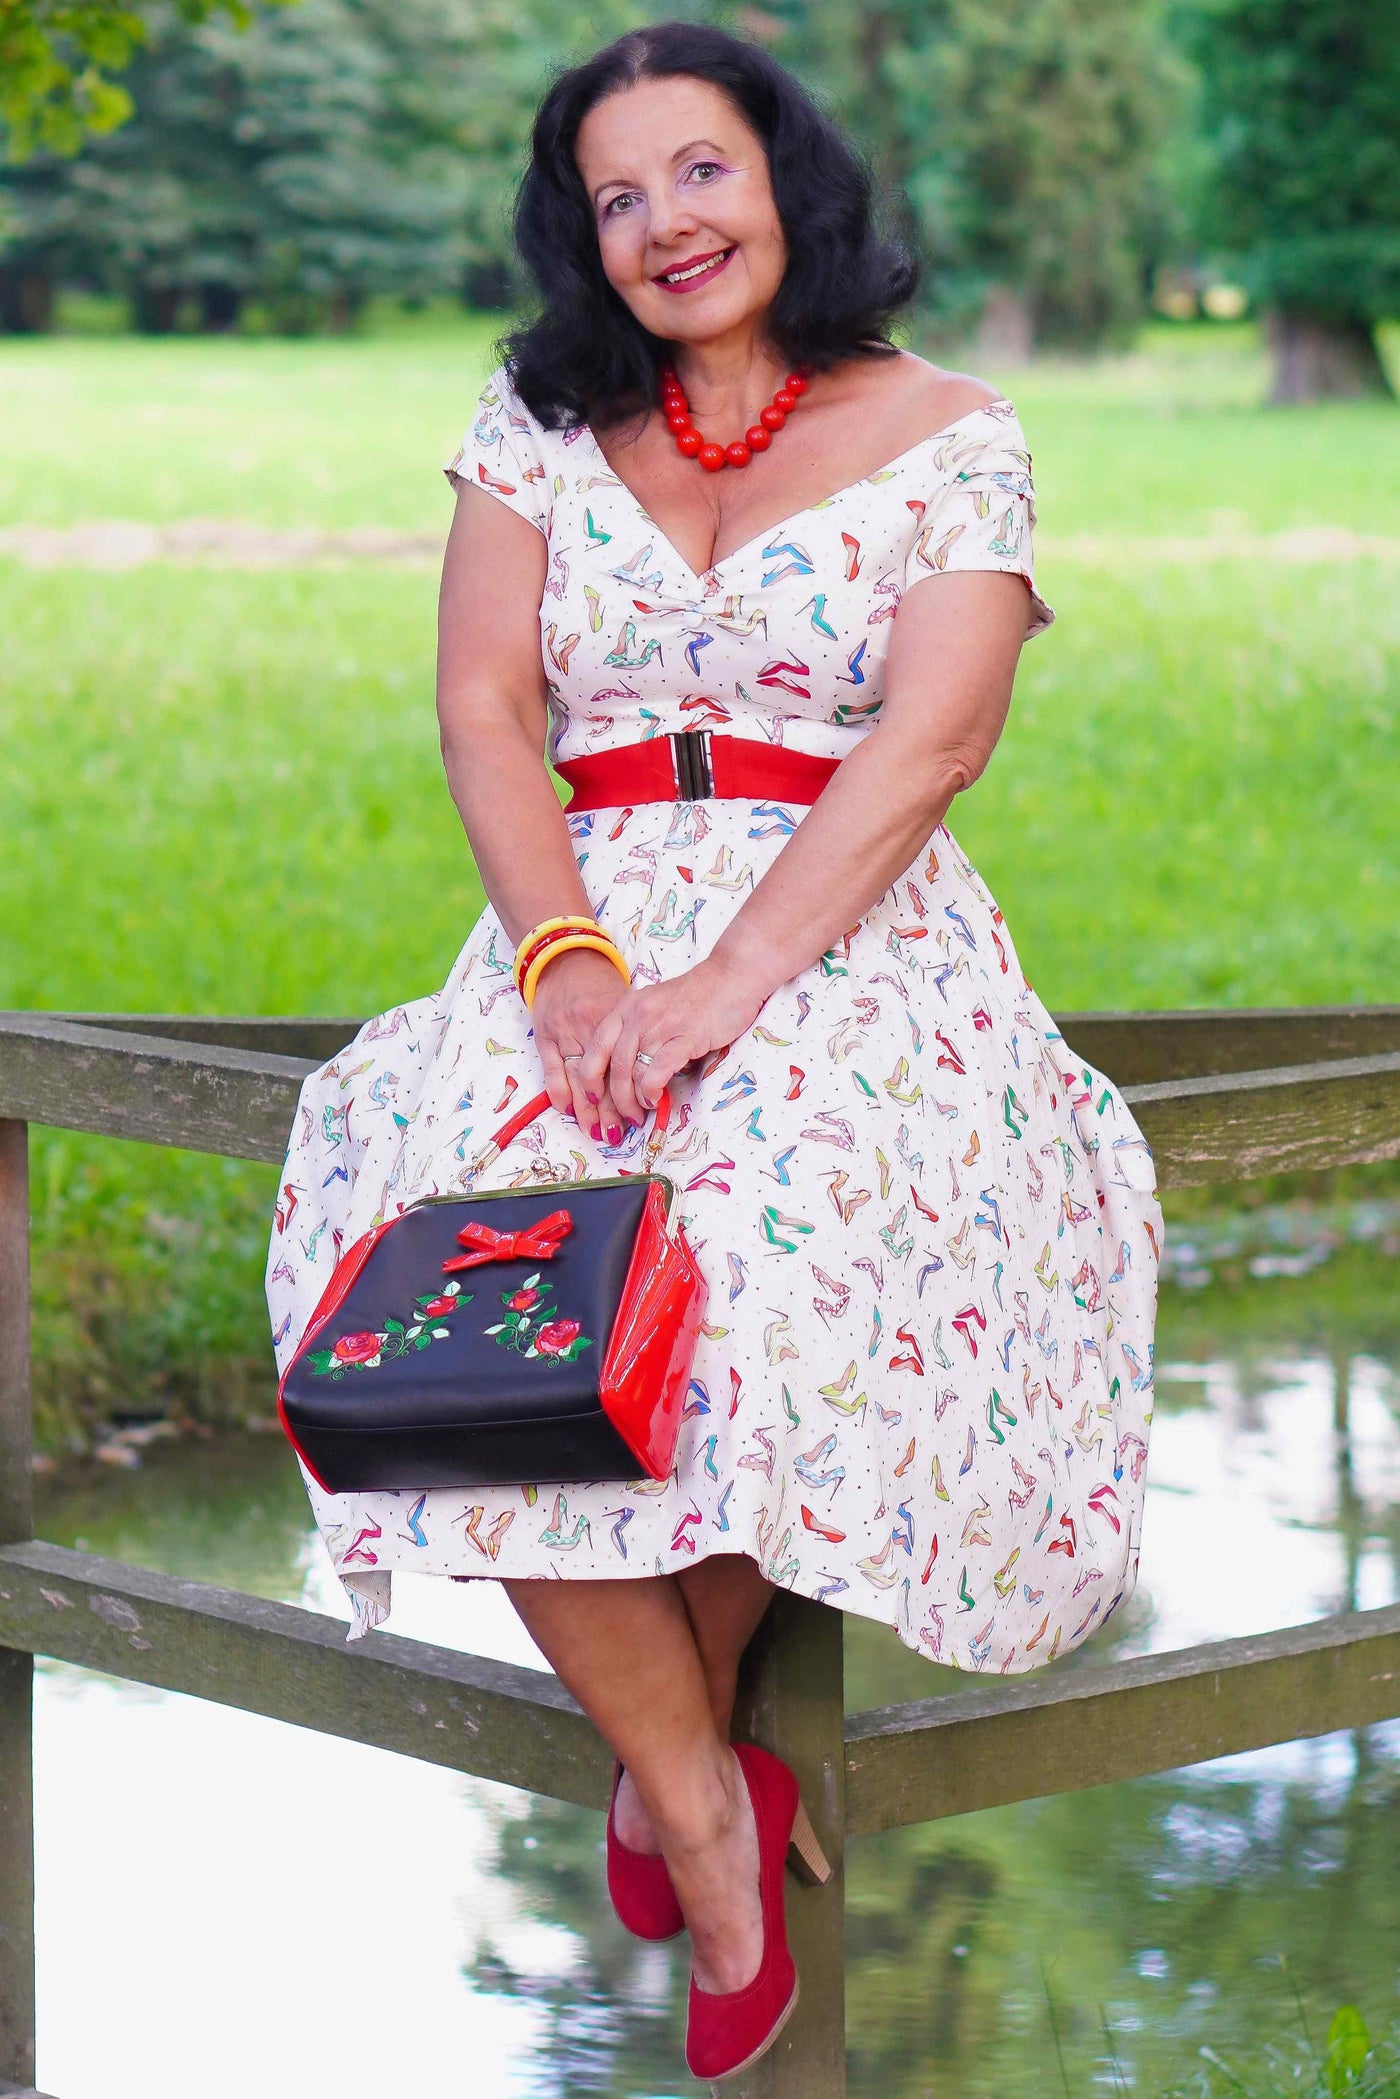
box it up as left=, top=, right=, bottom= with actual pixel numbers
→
left=584, top=408, right=919, bottom=580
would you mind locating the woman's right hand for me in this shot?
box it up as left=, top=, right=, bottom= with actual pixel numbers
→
left=530, top=949, right=633, bottom=1142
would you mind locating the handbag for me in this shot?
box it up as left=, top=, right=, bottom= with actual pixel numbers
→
left=277, top=1083, right=707, bottom=1495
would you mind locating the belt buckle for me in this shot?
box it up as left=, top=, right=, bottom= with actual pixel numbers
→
left=670, top=729, right=714, bottom=800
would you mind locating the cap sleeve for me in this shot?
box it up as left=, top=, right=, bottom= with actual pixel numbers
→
left=443, top=365, right=552, bottom=539
left=902, top=402, right=1055, bottom=641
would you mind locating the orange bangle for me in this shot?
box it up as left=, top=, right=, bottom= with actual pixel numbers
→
left=513, top=913, right=599, bottom=990
left=521, top=931, right=630, bottom=1009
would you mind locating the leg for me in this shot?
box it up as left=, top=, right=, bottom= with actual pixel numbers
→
left=502, top=1571, right=764, bottom=1992
left=677, top=1552, right=777, bottom=1734
left=613, top=1552, right=775, bottom=1854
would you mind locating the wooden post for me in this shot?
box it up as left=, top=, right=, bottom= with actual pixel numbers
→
left=0, top=1122, right=35, bottom=2091
left=728, top=1591, right=846, bottom=2099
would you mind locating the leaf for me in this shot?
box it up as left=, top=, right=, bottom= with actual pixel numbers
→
left=308, top=1350, right=335, bottom=1372
left=431, top=1327, right=451, bottom=1339
left=523, top=1272, right=541, bottom=1289
left=412, top=1333, right=433, bottom=1350
left=383, top=1317, right=405, bottom=1338
left=405, top=1325, right=423, bottom=1341
left=484, top=1322, right=506, bottom=1334
left=1326, top=2006, right=1370, bottom=2093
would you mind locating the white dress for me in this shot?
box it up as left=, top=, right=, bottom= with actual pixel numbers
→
left=265, top=364, right=1162, bottom=1672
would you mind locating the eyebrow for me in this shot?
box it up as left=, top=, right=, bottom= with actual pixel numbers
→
left=590, top=139, right=727, bottom=204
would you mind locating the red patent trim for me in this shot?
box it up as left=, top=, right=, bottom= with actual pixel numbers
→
left=599, top=1180, right=708, bottom=1480
left=276, top=1212, right=401, bottom=1492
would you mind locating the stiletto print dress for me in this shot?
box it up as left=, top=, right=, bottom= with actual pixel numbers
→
left=265, top=364, right=1162, bottom=1670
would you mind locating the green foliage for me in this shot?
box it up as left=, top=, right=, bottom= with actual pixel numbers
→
left=1177, top=0, right=1400, bottom=324
left=0, top=0, right=273, bottom=159
left=1, top=0, right=482, bottom=329
left=773, top=0, right=1187, bottom=350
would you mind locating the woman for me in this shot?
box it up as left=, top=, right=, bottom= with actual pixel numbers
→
left=267, top=20, right=1161, bottom=2080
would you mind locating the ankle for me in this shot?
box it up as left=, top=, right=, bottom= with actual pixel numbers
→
left=650, top=1745, right=742, bottom=1858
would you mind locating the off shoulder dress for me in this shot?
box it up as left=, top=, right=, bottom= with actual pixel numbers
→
left=265, top=364, right=1163, bottom=1671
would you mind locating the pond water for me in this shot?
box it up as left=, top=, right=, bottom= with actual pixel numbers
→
left=29, top=1200, right=1400, bottom=2098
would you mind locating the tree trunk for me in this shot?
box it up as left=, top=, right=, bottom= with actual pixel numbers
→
left=199, top=283, right=243, bottom=334
left=975, top=283, right=1035, bottom=368
left=133, top=283, right=182, bottom=335
left=1264, top=308, right=1394, bottom=403
left=0, top=273, right=54, bottom=334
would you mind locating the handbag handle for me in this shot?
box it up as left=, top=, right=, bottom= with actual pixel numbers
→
left=469, top=1081, right=674, bottom=1178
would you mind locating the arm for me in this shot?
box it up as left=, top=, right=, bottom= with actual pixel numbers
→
left=437, top=482, right=639, bottom=1137
left=585, top=567, right=1033, bottom=1123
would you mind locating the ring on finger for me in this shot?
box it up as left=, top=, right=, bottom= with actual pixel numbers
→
left=634, top=1050, right=655, bottom=1067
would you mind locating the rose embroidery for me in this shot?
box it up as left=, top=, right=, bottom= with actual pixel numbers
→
left=484, top=1273, right=594, bottom=1364
left=307, top=1278, right=470, bottom=1378
left=333, top=1331, right=383, bottom=1367
left=535, top=1318, right=582, bottom=1357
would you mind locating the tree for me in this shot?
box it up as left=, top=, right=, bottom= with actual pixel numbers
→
left=1178, top=0, right=1400, bottom=402
left=0, top=0, right=472, bottom=330
left=766, top=0, right=1186, bottom=359
left=0, top=0, right=282, bottom=158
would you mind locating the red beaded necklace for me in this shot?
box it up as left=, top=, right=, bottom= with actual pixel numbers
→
left=659, top=361, right=812, bottom=474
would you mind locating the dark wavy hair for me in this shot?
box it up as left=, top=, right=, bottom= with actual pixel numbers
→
left=498, top=21, right=920, bottom=432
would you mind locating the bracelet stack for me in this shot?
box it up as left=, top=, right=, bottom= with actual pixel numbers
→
left=512, top=914, right=631, bottom=1009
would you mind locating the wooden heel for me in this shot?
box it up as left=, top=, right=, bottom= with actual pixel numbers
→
left=787, top=1797, right=833, bottom=1886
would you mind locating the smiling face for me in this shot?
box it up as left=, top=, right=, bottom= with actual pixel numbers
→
left=574, top=74, right=788, bottom=355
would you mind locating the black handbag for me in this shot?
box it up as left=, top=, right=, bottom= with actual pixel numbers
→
left=277, top=1085, right=707, bottom=1495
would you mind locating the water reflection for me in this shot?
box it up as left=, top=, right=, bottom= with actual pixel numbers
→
left=31, top=1225, right=1400, bottom=2097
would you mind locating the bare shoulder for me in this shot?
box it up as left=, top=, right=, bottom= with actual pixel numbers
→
left=822, top=350, right=1006, bottom=454
left=893, top=351, right=1006, bottom=426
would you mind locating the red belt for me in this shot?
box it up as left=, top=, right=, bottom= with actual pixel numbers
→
left=555, top=731, right=839, bottom=812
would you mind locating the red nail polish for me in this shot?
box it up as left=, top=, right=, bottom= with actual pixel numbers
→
left=589, top=1122, right=602, bottom=1141
left=606, top=1123, right=622, bottom=1144
left=585, top=1091, right=599, bottom=1105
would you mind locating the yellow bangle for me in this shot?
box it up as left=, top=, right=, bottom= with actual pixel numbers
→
left=513, top=913, right=601, bottom=989
left=521, top=931, right=630, bottom=1009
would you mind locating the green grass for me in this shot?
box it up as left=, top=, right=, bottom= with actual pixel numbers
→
left=2, top=312, right=1398, bottom=1448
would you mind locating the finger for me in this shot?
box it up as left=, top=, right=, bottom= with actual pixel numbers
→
left=536, top=1035, right=576, bottom=1119
left=578, top=1005, right=625, bottom=1142
left=557, top=1052, right=590, bottom=1125
left=606, top=1012, right=645, bottom=1125
left=631, top=1036, right=686, bottom=1120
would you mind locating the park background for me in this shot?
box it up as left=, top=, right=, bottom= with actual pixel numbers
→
left=2, top=1, right=1399, bottom=2093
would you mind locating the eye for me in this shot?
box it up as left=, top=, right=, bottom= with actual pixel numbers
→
left=689, top=161, right=723, bottom=183
left=604, top=192, right=638, bottom=217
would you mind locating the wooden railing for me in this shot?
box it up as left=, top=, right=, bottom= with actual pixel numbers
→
left=1, top=1005, right=1398, bottom=2099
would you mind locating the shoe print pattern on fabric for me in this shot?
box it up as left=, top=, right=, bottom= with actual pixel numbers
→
left=266, top=364, right=1162, bottom=1671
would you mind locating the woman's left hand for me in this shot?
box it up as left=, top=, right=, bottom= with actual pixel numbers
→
left=578, top=952, right=772, bottom=1126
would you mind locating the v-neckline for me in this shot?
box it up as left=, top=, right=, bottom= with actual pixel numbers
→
left=578, top=400, right=1008, bottom=586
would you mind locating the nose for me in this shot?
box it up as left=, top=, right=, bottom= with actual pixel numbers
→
left=647, top=184, right=702, bottom=256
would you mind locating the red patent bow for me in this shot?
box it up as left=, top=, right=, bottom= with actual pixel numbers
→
left=442, top=1207, right=575, bottom=1273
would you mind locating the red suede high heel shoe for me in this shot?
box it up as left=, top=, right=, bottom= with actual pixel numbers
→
left=605, top=1761, right=684, bottom=1941
left=684, top=1742, right=833, bottom=2084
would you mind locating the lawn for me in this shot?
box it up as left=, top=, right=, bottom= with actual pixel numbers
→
left=2, top=311, right=1397, bottom=1445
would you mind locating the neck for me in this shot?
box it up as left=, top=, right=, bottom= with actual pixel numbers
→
left=668, top=327, right=786, bottom=428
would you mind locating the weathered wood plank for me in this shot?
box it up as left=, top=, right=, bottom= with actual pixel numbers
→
left=731, top=1596, right=847, bottom=2099
left=1121, top=1049, right=1400, bottom=1184
left=52, top=1013, right=359, bottom=1065
left=0, top=1540, right=613, bottom=1810
left=0, top=1017, right=309, bottom=1166
left=843, top=1601, right=1400, bottom=1834
left=1054, top=1004, right=1400, bottom=1083
left=49, top=1005, right=1400, bottom=1085
left=2, top=1018, right=1398, bottom=1185
left=0, top=1124, right=35, bottom=2091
